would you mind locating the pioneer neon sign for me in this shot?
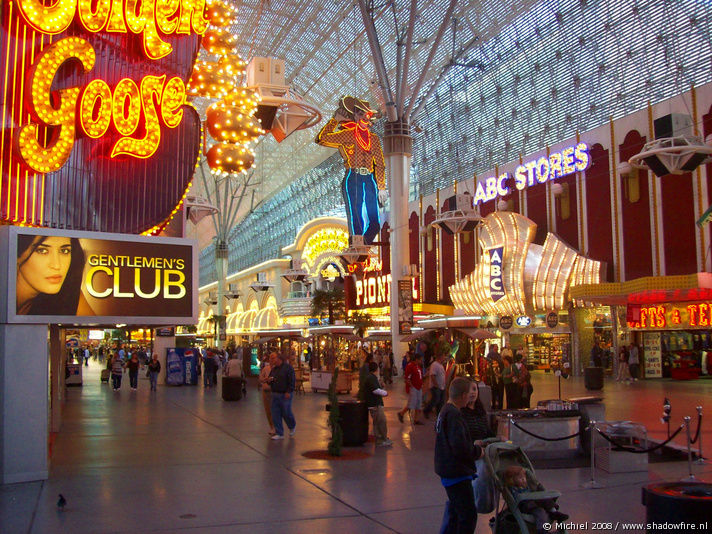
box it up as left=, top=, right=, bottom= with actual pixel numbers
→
left=354, top=271, right=418, bottom=308
left=13, top=0, right=207, bottom=174
left=474, top=143, right=591, bottom=206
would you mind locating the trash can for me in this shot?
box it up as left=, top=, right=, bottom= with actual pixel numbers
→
left=222, top=376, right=244, bottom=401
left=337, top=400, right=368, bottom=446
left=584, top=366, right=604, bottom=390
left=642, top=482, right=712, bottom=533
left=569, top=396, right=605, bottom=455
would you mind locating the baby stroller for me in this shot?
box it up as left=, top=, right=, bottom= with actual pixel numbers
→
left=484, top=442, right=568, bottom=534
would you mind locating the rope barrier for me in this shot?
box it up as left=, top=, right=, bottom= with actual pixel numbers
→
left=690, top=413, right=702, bottom=445
left=509, top=411, right=701, bottom=451
left=510, top=420, right=583, bottom=442
left=594, top=424, right=685, bottom=454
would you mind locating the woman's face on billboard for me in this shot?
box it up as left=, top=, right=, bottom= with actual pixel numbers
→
left=18, top=237, right=72, bottom=296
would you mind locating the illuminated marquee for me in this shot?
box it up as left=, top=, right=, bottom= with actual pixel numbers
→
left=488, top=247, right=504, bottom=302
left=6, top=227, right=196, bottom=324
left=301, top=227, right=349, bottom=274
left=13, top=0, right=206, bottom=173
left=85, top=254, right=186, bottom=299
left=449, top=211, right=602, bottom=316
left=353, top=271, right=418, bottom=308
left=628, top=302, right=712, bottom=329
left=474, top=143, right=591, bottom=206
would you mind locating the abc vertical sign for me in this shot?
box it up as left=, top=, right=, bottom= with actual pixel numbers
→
left=488, top=247, right=505, bottom=302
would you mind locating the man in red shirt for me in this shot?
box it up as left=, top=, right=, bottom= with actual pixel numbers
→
left=398, top=353, right=424, bottom=425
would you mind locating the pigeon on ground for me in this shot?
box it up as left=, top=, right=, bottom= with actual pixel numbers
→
left=57, top=494, right=66, bottom=511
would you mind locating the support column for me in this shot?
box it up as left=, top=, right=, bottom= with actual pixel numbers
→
left=0, top=324, right=50, bottom=483
left=49, top=325, right=62, bottom=433
left=215, top=241, right=228, bottom=349
left=385, top=120, right=413, bottom=366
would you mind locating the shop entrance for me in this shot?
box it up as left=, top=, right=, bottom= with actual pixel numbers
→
left=509, top=333, right=571, bottom=371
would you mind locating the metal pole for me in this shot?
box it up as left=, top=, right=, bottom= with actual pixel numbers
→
left=682, top=416, right=695, bottom=481
left=507, top=412, right=513, bottom=442
left=695, top=406, right=706, bottom=464
left=583, top=421, right=603, bottom=488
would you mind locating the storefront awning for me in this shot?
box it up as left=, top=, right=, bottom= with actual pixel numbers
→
left=416, top=316, right=481, bottom=329
left=400, top=330, right=431, bottom=342
left=455, top=328, right=498, bottom=340
left=570, top=273, right=712, bottom=305
left=253, top=336, right=278, bottom=345
left=308, top=325, right=355, bottom=336
left=365, top=330, right=392, bottom=341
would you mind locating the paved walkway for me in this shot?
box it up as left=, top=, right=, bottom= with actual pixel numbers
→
left=1, top=362, right=711, bottom=534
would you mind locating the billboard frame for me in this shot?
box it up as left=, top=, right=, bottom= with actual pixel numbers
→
left=0, top=226, right=198, bottom=325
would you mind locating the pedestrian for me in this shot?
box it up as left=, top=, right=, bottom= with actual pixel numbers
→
left=591, top=341, right=603, bottom=367
left=515, top=354, right=532, bottom=408
left=486, top=359, right=504, bottom=410
left=440, top=380, right=495, bottom=533
left=500, top=343, right=513, bottom=362
left=224, top=353, right=243, bottom=378
left=424, top=352, right=446, bottom=418
left=212, top=350, right=221, bottom=385
left=126, top=352, right=140, bottom=391
left=628, top=342, right=640, bottom=381
left=398, top=353, right=424, bottom=425
left=258, top=354, right=276, bottom=436
left=203, top=350, right=215, bottom=388
left=268, top=352, right=296, bottom=440
left=224, top=353, right=246, bottom=397
left=502, top=355, right=520, bottom=410
left=382, top=348, right=393, bottom=384
left=147, top=353, right=161, bottom=392
left=110, top=353, right=124, bottom=391
left=617, top=345, right=631, bottom=382
left=435, top=377, right=484, bottom=534
left=487, top=344, right=502, bottom=367
left=357, top=351, right=373, bottom=400
left=364, top=361, right=392, bottom=446
left=84, top=346, right=90, bottom=367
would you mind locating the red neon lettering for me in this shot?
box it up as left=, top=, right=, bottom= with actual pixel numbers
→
left=687, top=304, right=698, bottom=326
left=699, top=303, right=709, bottom=327
left=671, top=309, right=681, bottom=325
left=656, top=306, right=666, bottom=328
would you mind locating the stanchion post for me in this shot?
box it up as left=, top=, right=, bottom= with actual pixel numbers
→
left=582, top=420, right=603, bottom=489
left=682, top=416, right=696, bottom=481
left=695, top=406, right=705, bottom=465
left=507, top=413, right=513, bottom=442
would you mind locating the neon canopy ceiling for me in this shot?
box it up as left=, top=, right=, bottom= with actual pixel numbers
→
left=195, top=0, right=712, bottom=284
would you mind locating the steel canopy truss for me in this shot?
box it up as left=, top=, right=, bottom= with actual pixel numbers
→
left=199, top=0, right=712, bottom=284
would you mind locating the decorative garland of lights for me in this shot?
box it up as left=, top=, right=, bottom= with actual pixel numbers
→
left=141, top=115, right=205, bottom=235
left=186, top=0, right=264, bottom=177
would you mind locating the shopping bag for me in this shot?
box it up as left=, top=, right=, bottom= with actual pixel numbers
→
left=474, top=458, right=496, bottom=513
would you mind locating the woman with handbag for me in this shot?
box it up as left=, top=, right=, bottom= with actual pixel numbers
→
left=258, top=355, right=276, bottom=436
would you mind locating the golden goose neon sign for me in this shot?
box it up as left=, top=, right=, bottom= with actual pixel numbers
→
left=13, top=0, right=207, bottom=174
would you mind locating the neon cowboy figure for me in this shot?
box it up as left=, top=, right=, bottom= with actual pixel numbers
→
left=316, top=96, right=387, bottom=245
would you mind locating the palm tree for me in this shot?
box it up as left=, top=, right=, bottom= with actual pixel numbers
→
left=311, top=288, right=345, bottom=325
left=350, top=311, right=376, bottom=339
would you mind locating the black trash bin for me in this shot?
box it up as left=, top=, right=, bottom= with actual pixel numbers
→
left=584, top=367, right=604, bottom=390
left=642, top=482, right=712, bottom=533
left=222, top=376, right=244, bottom=401
left=337, top=400, right=368, bottom=446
